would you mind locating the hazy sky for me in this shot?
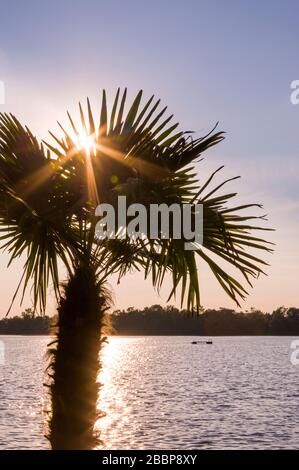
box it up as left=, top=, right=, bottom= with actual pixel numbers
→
left=0, top=0, right=298, bottom=316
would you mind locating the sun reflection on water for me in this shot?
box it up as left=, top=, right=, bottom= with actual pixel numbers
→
left=95, top=337, right=139, bottom=449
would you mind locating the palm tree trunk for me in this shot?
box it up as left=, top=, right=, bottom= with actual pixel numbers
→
left=47, top=264, right=111, bottom=450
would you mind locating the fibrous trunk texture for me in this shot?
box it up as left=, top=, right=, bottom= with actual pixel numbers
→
left=47, top=264, right=110, bottom=450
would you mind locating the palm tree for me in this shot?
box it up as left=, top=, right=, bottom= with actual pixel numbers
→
left=0, top=89, right=272, bottom=449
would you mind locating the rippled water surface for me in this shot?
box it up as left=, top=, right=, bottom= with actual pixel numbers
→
left=0, top=335, right=298, bottom=449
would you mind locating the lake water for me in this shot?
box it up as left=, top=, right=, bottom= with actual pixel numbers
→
left=0, top=335, right=298, bottom=449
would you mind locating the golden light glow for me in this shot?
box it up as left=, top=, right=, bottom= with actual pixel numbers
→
left=72, top=129, right=99, bottom=204
left=97, top=143, right=168, bottom=179
left=76, top=130, right=97, bottom=155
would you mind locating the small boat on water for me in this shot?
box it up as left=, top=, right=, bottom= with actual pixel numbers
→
left=191, top=340, right=213, bottom=345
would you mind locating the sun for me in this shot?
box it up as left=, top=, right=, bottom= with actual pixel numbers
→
left=76, top=130, right=97, bottom=155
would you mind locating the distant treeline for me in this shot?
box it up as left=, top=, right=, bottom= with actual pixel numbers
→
left=111, top=305, right=299, bottom=335
left=0, top=309, right=51, bottom=335
left=1, top=305, right=299, bottom=335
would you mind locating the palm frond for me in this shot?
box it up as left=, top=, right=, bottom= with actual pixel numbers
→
left=0, top=113, right=81, bottom=312
left=0, top=90, right=273, bottom=313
